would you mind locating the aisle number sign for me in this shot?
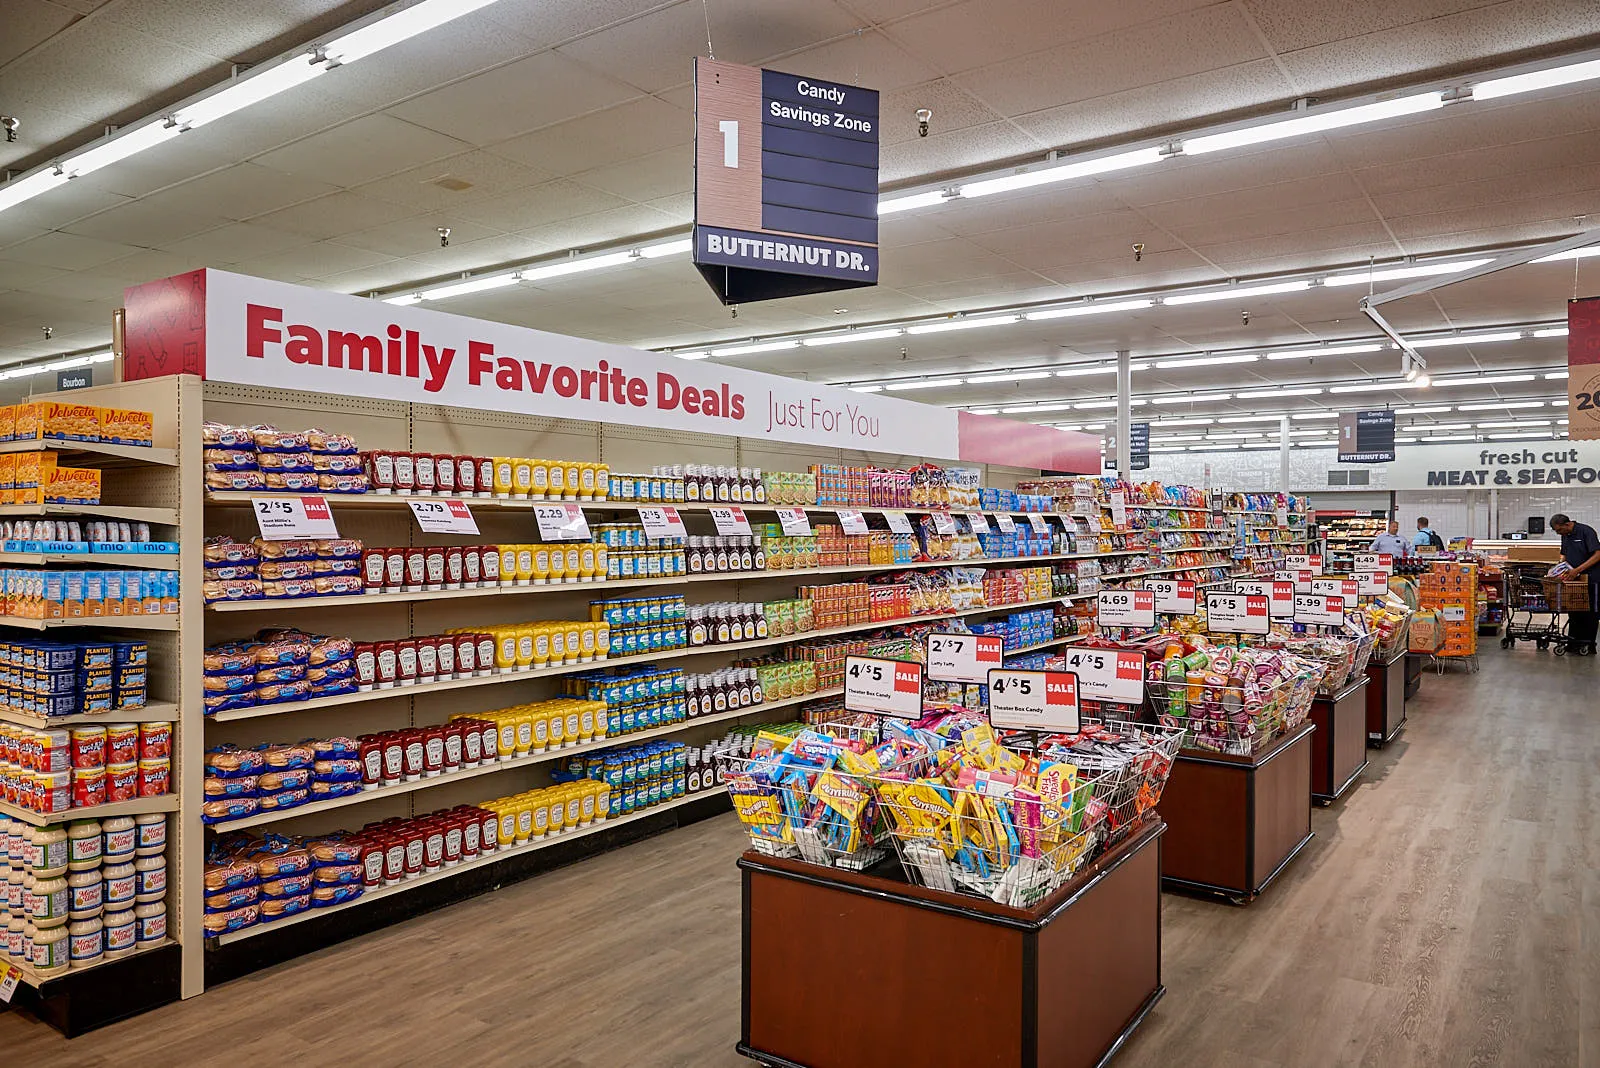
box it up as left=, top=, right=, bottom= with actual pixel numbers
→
left=1205, top=591, right=1270, bottom=634
left=536, top=504, right=592, bottom=541
left=1146, top=578, right=1197, bottom=615
left=1285, top=553, right=1322, bottom=574
left=776, top=508, right=812, bottom=536
left=986, top=669, right=1080, bottom=732
left=1353, top=553, right=1393, bottom=572
left=1293, top=593, right=1345, bottom=626
left=252, top=496, right=338, bottom=541
left=1096, top=589, right=1156, bottom=628
left=882, top=510, right=913, bottom=535
left=1058, top=648, right=1145, bottom=704
left=408, top=498, right=479, bottom=535
left=636, top=506, right=686, bottom=541
left=844, top=656, right=922, bottom=718
left=1310, top=577, right=1359, bottom=602
left=836, top=508, right=869, bottom=535
left=994, top=513, right=1016, bottom=533
left=925, top=632, right=1004, bottom=684
left=709, top=506, right=752, bottom=536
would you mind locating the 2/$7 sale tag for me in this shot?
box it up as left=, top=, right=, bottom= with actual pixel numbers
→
left=535, top=504, right=592, bottom=541
left=252, top=496, right=339, bottom=541
left=986, top=669, right=1080, bottom=732
left=925, top=631, right=1003, bottom=684
left=843, top=655, right=924, bottom=719
left=408, top=498, right=479, bottom=535
left=1058, top=647, right=1146, bottom=704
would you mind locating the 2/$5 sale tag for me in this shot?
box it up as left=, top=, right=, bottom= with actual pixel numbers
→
left=252, top=496, right=339, bottom=541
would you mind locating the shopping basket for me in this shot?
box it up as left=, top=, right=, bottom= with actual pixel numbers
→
left=1147, top=666, right=1316, bottom=756
left=1035, top=720, right=1185, bottom=845
left=1268, top=631, right=1377, bottom=695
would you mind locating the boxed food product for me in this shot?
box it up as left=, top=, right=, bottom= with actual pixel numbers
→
left=101, top=409, right=154, bottom=446
left=41, top=403, right=103, bottom=442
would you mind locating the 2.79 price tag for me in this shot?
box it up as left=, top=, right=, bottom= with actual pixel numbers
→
left=925, top=632, right=1003, bottom=684
left=408, top=498, right=479, bottom=535
left=252, top=496, right=339, bottom=541
left=986, top=669, right=1080, bottom=732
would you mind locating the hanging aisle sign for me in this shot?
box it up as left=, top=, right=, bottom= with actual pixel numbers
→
left=693, top=58, right=879, bottom=305
left=1569, top=295, right=1600, bottom=440
left=1339, top=409, right=1397, bottom=463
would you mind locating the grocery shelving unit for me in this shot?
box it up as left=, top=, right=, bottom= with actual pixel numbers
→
left=1320, top=515, right=1388, bottom=567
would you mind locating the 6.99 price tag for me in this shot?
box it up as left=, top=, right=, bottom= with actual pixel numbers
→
left=252, top=496, right=339, bottom=541
left=986, top=669, right=1080, bottom=732
left=408, top=498, right=479, bottom=535
left=844, top=656, right=923, bottom=718
left=535, top=504, right=592, bottom=541
left=1096, top=589, right=1156, bottom=628
left=926, top=632, right=1004, bottom=683
left=1146, top=578, right=1197, bottom=615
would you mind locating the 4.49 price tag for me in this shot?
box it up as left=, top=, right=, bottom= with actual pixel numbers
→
left=252, top=496, right=339, bottom=541
left=408, top=498, right=478, bottom=535
left=1096, top=589, right=1156, bottom=628
left=1146, top=578, right=1196, bottom=615
left=926, top=632, right=1004, bottom=684
left=1353, top=552, right=1393, bottom=572
left=1206, top=591, right=1270, bottom=634
left=986, top=669, right=1080, bottom=732
left=1058, top=648, right=1145, bottom=704
left=709, top=506, right=751, bottom=536
left=844, top=656, right=923, bottom=718
left=535, top=504, right=591, bottom=541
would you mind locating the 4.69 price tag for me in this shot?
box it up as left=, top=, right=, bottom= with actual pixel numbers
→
left=986, top=669, right=1080, bottom=732
left=844, top=656, right=923, bottom=718
left=925, top=632, right=1004, bottom=683
left=1096, top=589, right=1156, bottom=628
left=251, top=496, right=339, bottom=541
left=408, top=498, right=478, bottom=535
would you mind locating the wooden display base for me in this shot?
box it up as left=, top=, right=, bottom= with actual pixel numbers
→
left=2, top=943, right=180, bottom=1037
left=1157, top=722, right=1314, bottom=903
left=738, top=819, right=1165, bottom=1068
left=1365, top=651, right=1407, bottom=747
left=1311, top=678, right=1370, bottom=805
left=1404, top=653, right=1426, bottom=700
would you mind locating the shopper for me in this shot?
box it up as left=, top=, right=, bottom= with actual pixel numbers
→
left=1550, top=513, right=1600, bottom=656
left=1370, top=520, right=1410, bottom=559
left=1413, top=517, right=1444, bottom=552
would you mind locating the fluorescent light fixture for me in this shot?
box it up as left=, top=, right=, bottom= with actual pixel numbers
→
left=1152, top=353, right=1260, bottom=369
left=174, top=54, right=325, bottom=129
left=878, top=190, right=951, bottom=215
left=1533, top=327, right=1569, bottom=338
left=322, top=0, right=502, bottom=64
left=89, top=352, right=115, bottom=364
left=382, top=293, right=422, bottom=306
left=960, top=147, right=1165, bottom=199
left=1236, top=443, right=1283, bottom=451
left=802, top=328, right=903, bottom=347
left=1218, top=414, right=1288, bottom=424
left=967, top=408, right=999, bottom=415
left=884, top=378, right=964, bottom=391
left=1025, top=299, right=1154, bottom=321
left=1533, top=247, right=1600, bottom=264
left=711, top=340, right=799, bottom=358
left=1394, top=405, right=1452, bottom=415
left=1074, top=399, right=1149, bottom=410
left=1055, top=363, right=1150, bottom=378
left=1551, top=397, right=1570, bottom=405
left=0, top=169, right=69, bottom=213
left=964, top=370, right=1053, bottom=384
left=1164, top=280, right=1310, bottom=305
left=44, top=357, right=92, bottom=371
left=1183, top=92, right=1443, bottom=154
left=1454, top=400, right=1546, bottom=411
left=1151, top=392, right=1232, bottom=404
left=1080, top=423, right=1107, bottom=431
left=1424, top=434, right=1480, bottom=442
left=522, top=250, right=634, bottom=281
left=1409, top=331, right=1523, bottom=348
left=1149, top=445, right=1191, bottom=453
left=1152, top=434, right=1209, bottom=443
left=1233, top=387, right=1324, bottom=399
left=1328, top=381, right=1417, bottom=394
left=850, top=385, right=883, bottom=393
left=1265, top=343, right=1384, bottom=360
left=419, top=272, right=519, bottom=300
left=1292, top=411, right=1341, bottom=420
left=1153, top=417, right=1214, bottom=427
left=1472, top=58, right=1600, bottom=101
left=1545, top=371, right=1570, bottom=380
left=672, top=351, right=710, bottom=361
left=1483, top=431, right=1561, bottom=441
left=1053, top=423, right=1084, bottom=431
left=1001, top=402, right=1073, bottom=414
left=1290, top=427, right=1334, bottom=436
left=1476, top=420, right=1551, bottom=428
left=1322, top=260, right=1492, bottom=287
left=905, top=315, right=1019, bottom=335
left=638, top=239, right=693, bottom=258
left=1416, top=422, right=1473, bottom=431
left=64, top=121, right=181, bottom=176
left=1433, top=373, right=1537, bottom=387
left=1395, top=436, right=1419, bottom=443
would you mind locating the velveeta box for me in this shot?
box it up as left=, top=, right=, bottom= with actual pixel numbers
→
left=101, top=409, right=154, bottom=447
left=12, top=403, right=41, bottom=441
left=0, top=455, right=13, bottom=504
left=15, top=451, right=56, bottom=490
left=0, top=405, right=15, bottom=443
left=42, top=403, right=102, bottom=442
left=40, top=466, right=100, bottom=505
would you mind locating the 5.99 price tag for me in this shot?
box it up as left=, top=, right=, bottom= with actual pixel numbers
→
left=1097, top=589, right=1156, bottom=628
left=986, top=669, right=1080, bottom=732
left=709, top=505, right=751, bottom=536
left=252, top=496, right=339, bottom=541
left=844, top=656, right=923, bottom=718
left=925, top=632, right=1004, bottom=684
left=1058, top=648, right=1145, bottom=704
left=408, top=498, right=479, bottom=535
left=1293, top=593, right=1345, bottom=627
left=535, top=504, right=592, bottom=541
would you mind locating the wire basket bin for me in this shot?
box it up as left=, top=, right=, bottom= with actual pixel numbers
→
left=1270, top=632, right=1377, bottom=694
left=1148, top=665, right=1316, bottom=756
left=1035, top=720, right=1185, bottom=845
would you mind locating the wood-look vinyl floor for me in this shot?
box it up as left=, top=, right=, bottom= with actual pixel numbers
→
left=1, top=647, right=1594, bottom=1066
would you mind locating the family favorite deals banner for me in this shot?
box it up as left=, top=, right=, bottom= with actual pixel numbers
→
left=120, top=269, right=1100, bottom=471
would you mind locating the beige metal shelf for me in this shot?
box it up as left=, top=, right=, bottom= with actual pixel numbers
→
left=0, top=503, right=178, bottom=525
left=0, top=438, right=178, bottom=467
left=0, top=613, right=179, bottom=631
left=0, top=792, right=179, bottom=827
left=11, top=939, right=174, bottom=989
left=0, top=701, right=179, bottom=730
left=0, top=551, right=179, bottom=570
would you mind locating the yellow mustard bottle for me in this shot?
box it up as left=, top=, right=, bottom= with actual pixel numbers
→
left=512, top=458, right=534, bottom=499
left=578, top=463, right=597, bottom=501
left=579, top=543, right=597, bottom=583
left=547, top=462, right=565, bottom=501
left=563, top=462, right=582, bottom=502
left=515, top=545, right=535, bottom=585
left=492, top=457, right=515, bottom=498
left=499, top=546, right=518, bottom=587
left=564, top=622, right=583, bottom=666
left=531, top=625, right=552, bottom=670
left=529, top=459, right=549, bottom=501
left=563, top=546, right=582, bottom=584
left=531, top=545, right=551, bottom=585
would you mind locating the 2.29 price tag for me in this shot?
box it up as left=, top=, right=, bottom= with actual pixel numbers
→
left=408, top=498, right=479, bottom=535
left=1357, top=570, right=1390, bottom=595
left=709, top=506, right=751, bottom=536
left=925, top=632, right=1004, bottom=684
left=843, top=656, right=923, bottom=718
left=1058, top=648, right=1145, bottom=704
left=535, top=504, right=592, bottom=541
left=986, top=669, right=1080, bottom=732
left=776, top=507, right=812, bottom=536
left=1206, top=591, right=1270, bottom=634
left=252, top=496, right=339, bottom=541
left=1097, top=589, right=1156, bottom=628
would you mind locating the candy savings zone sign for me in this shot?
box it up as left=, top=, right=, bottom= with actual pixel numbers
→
left=121, top=269, right=1098, bottom=470
left=1388, top=440, right=1600, bottom=488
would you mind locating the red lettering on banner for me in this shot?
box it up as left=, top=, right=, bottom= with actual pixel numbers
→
left=468, top=341, right=494, bottom=385
left=328, top=330, right=379, bottom=371
left=287, top=325, right=321, bottom=365
left=658, top=371, right=680, bottom=409
left=627, top=376, right=648, bottom=407
left=246, top=304, right=282, bottom=358
left=553, top=365, right=578, bottom=398
left=495, top=358, right=521, bottom=391
left=386, top=325, right=402, bottom=375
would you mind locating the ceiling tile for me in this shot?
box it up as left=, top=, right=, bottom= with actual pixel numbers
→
left=251, top=191, right=418, bottom=241
left=253, top=113, right=473, bottom=189
left=394, top=234, right=554, bottom=279
left=487, top=96, right=692, bottom=178
left=449, top=179, right=631, bottom=232
left=158, top=222, right=313, bottom=264
left=0, top=231, right=138, bottom=272
left=515, top=204, right=684, bottom=251
left=881, top=120, right=1041, bottom=184
left=60, top=197, right=232, bottom=246
left=570, top=145, right=692, bottom=203
left=772, top=29, right=937, bottom=92
left=338, top=213, right=505, bottom=259
left=0, top=261, right=69, bottom=291
left=96, top=0, right=351, bottom=62
left=231, top=240, right=395, bottom=282
left=0, top=1, right=79, bottom=68
left=352, top=150, right=558, bottom=212
left=132, top=163, right=341, bottom=223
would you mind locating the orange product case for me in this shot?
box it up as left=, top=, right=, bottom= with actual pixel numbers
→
left=84, top=572, right=106, bottom=617
left=101, top=409, right=154, bottom=446
left=11, top=403, right=41, bottom=441
left=64, top=572, right=86, bottom=618
left=0, top=405, right=14, bottom=442
left=42, top=402, right=103, bottom=442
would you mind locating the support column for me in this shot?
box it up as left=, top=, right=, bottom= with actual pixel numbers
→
left=1116, top=349, right=1132, bottom=480
left=1279, top=414, right=1291, bottom=490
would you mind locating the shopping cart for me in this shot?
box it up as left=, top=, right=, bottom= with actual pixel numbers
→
left=1500, top=563, right=1567, bottom=653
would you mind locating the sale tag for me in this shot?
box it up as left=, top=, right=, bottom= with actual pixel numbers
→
left=534, top=503, right=592, bottom=541
left=0, top=962, right=18, bottom=1003
left=986, top=670, right=1080, bottom=732
left=1294, top=593, right=1345, bottom=626
left=883, top=510, right=913, bottom=535
left=252, top=496, right=339, bottom=541
left=1234, top=579, right=1268, bottom=596
left=1285, top=553, right=1323, bottom=575
left=994, top=513, right=1016, bottom=533
left=1358, top=570, right=1390, bottom=595
left=1310, top=577, right=1359, bottom=602
left=1353, top=553, right=1393, bottom=572
left=776, top=508, right=812, bottom=536
left=926, top=632, right=1004, bottom=684
left=1109, top=489, right=1129, bottom=529
left=930, top=511, right=957, bottom=536
left=1269, top=580, right=1295, bottom=617
left=636, top=505, right=687, bottom=541
left=1096, top=589, right=1156, bottom=628
left=408, top=498, right=479, bottom=535
left=964, top=512, right=991, bottom=534
left=709, top=505, right=751, bottom=536
left=1206, top=591, right=1270, bottom=634
left=836, top=509, right=869, bottom=535
left=1147, top=578, right=1197, bottom=615
left=1057, top=647, right=1146, bottom=704
left=1027, top=513, right=1051, bottom=534
left=844, top=656, right=923, bottom=718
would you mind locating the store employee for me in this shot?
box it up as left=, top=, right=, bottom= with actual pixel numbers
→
left=1551, top=513, right=1600, bottom=657
left=1370, top=520, right=1410, bottom=559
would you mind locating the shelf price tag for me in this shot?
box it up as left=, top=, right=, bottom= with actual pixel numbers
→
left=1109, top=489, right=1129, bottom=529
left=0, top=961, right=18, bottom=1003
left=986, top=669, right=1079, bottom=732
left=836, top=509, right=869, bottom=535
left=1234, top=579, right=1269, bottom=596
left=535, top=504, right=592, bottom=541
left=1357, top=570, right=1390, bottom=595
left=1058, top=648, right=1145, bottom=704
left=635, top=505, right=686, bottom=541
left=1275, top=505, right=1289, bottom=526
left=1205, top=591, right=1270, bottom=634
left=776, top=507, right=812, bottom=536
left=882, top=510, right=913, bottom=535
left=1027, top=513, right=1051, bottom=534
left=1442, top=604, right=1467, bottom=622
left=926, top=632, right=1004, bottom=684
left=844, top=656, right=923, bottom=718
left=1293, top=593, right=1345, bottom=626
left=709, top=506, right=751, bottom=536
left=408, top=498, right=479, bottom=535
left=251, top=496, right=339, bottom=541
left=964, top=512, right=991, bottom=534
left=1146, top=578, right=1197, bottom=615
left=1311, top=577, right=1359, bottom=602
left=930, top=511, right=957, bottom=536
left=994, top=513, right=1016, bottom=533
left=1096, top=589, right=1156, bottom=628
left=1285, top=553, right=1322, bottom=575
left=1352, top=552, right=1393, bottom=572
